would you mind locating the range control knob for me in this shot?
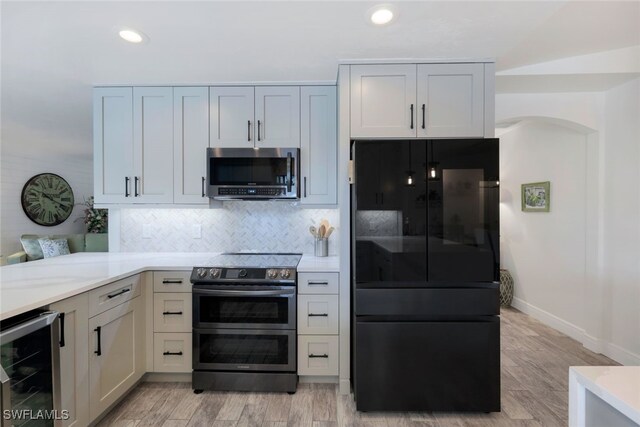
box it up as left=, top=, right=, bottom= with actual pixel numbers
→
left=267, top=269, right=278, bottom=279
left=196, top=268, right=207, bottom=279
left=279, top=269, right=291, bottom=279
left=209, top=268, right=221, bottom=279
left=238, top=269, right=248, bottom=278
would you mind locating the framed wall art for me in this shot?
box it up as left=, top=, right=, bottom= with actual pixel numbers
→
left=521, top=181, right=550, bottom=212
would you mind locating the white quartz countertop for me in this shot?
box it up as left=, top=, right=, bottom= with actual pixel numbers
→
left=569, top=366, right=640, bottom=425
left=0, top=252, right=339, bottom=320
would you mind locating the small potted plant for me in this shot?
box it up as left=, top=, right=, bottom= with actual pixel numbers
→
left=77, top=196, right=108, bottom=233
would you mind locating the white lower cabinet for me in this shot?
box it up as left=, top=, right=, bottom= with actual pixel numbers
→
left=153, top=293, right=192, bottom=333
left=89, top=295, right=145, bottom=421
left=298, top=335, right=339, bottom=376
left=297, top=272, right=339, bottom=378
left=50, top=294, right=90, bottom=427
left=153, top=332, right=192, bottom=373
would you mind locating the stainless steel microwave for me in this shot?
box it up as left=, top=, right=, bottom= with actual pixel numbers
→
left=207, top=148, right=300, bottom=200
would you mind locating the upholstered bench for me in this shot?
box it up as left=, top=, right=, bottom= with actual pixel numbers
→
left=7, top=233, right=108, bottom=264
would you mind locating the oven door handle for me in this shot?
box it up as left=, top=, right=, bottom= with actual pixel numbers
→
left=193, top=288, right=294, bottom=296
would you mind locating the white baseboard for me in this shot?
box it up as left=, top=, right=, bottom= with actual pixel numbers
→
left=511, top=297, right=640, bottom=366
left=511, top=297, right=586, bottom=342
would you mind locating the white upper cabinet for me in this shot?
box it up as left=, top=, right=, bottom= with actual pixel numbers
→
left=417, top=63, right=484, bottom=137
left=209, top=86, right=255, bottom=148
left=211, top=86, right=300, bottom=148
left=350, top=64, right=417, bottom=138
left=255, top=86, right=300, bottom=148
left=349, top=62, right=489, bottom=139
left=300, top=86, right=337, bottom=205
left=133, top=87, right=174, bottom=203
left=93, top=87, right=134, bottom=204
left=174, top=87, right=209, bottom=204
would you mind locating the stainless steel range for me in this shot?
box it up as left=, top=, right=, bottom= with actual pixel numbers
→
left=190, top=253, right=302, bottom=394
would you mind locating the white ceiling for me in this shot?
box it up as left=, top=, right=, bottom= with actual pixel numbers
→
left=2, top=1, right=639, bottom=160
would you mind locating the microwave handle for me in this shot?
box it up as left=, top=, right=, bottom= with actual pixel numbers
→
left=286, top=152, right=292, bottom=193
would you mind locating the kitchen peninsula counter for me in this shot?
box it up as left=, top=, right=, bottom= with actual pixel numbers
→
left=0, top=252, right=339, bottom=320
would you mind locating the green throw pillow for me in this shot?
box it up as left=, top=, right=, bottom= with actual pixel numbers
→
left=20, top=236, right=44, bottom=261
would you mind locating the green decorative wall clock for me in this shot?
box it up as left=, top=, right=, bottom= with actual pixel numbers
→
left=21, top=173, right=75, bottom=226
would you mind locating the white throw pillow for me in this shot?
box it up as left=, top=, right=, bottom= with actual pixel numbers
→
left=38, top=238, right=71, bottom=258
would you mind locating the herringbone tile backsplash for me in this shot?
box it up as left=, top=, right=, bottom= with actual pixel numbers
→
left=120, top=201, right=339, bottom=255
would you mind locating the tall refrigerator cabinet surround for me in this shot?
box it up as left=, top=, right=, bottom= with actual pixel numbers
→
left=351, top=139, right=500, bottom=412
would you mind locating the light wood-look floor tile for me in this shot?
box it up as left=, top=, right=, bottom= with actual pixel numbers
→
left=100, top=308, right=618, bottom=427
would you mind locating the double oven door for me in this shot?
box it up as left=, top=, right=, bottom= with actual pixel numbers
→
left=192, top=285, right=296, bottom=372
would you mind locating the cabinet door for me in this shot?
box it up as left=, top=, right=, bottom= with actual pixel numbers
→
left=173, top=87, right=209, bottom=204
left=255, top=86, right=300, bottom=148
left=210, top=86, right=255, bottom=148
left=300, top=86, right=337, bottom=205
left=93, top=87, right=134, bottom=204
left=350, top=64, right=417, bottom=138
left=417, top=63, right=484, bottom=137
left=89, top=296, right=144, bottom=421
left=133, top=87, right=174, bottom=203
left=50, top=294, right=89, bottom=427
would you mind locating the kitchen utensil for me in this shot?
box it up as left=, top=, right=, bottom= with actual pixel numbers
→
left=320, top=219, right=331, bottom=231
left=324, top=226, right=335, bottom=238
left=309, top=226, right=318, bottom=237
left=318, top=225, right=326, bottom=238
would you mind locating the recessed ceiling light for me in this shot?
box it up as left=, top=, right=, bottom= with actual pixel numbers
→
left=371, top=8, right=393, bottom=25
left=118, top=29, right=145, bottom=43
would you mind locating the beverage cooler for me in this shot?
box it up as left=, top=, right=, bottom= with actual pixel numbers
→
left=0, top=310, right=61, bottom=427
left=351, top=139, right=500, bottom=412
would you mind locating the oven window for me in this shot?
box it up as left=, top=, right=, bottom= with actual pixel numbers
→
left=210, top=157, right=293, bottom=186
left=199, top=296, right=289, bottom=325
left=198, top=333, right=289, bottom=365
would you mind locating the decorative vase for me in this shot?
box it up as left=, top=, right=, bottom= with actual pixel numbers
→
left=499, top=269, right=514, bottom=307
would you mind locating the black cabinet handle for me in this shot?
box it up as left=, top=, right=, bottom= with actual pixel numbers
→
left=309, top=354, right=329, bottom=358
left=94, top=326, right=101, bottom=356
left=257, top=120, right=261, bottom=141
left=308, top=313, right=329, bottom=317
left=59, top=312, right=65, bottom=348
left=201, top=177, right=206, bottom=197
left=162, top=279, right=183, bottom=284
left=307, top=281, right=328, bottom=286
left=125, top=177, right=130, bottom=197
left=422, top=104, right=426, bottom=129
left=410, top=104, right=414, bottom=129
left=162, top=311, right=183, bottom=316
left=107, top=288, right=131, bottom=299
left=247, top=120, right=251, bottom=141
left=134, top=177, right=139, bottom=197
left=304, top=177, right=307, bottom=198
left=163, top=351, right=183, bottom=356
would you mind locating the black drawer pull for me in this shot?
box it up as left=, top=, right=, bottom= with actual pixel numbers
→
left=162, top=311, right=183, bottom=316
left=309, top=354, right=329, bottom=358
left=162, top=279, right=183, bottom=284
left=59, top=312, right=66, bottom=348
left=307, top=281, right=328, bottom=286
left=308, top=313, right=329, bottom=317
left=107, top=288, right=131, bottom=299
left=94, top=326, right=102, bottom=356
left=163, top=351, right=183, bottom=356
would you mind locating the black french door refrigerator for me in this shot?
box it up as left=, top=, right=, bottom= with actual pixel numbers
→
left=351, top=139, right=500, bottom=412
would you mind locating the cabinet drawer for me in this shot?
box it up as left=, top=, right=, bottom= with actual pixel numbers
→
left=153, top=293, right=192, bottom=333
left=88, top=274, right=141, bottom=318
left=298, top=295, right=338, bottom=335
left=298, top=335, right=338, bottom=376
left=298, top=272, right=339, bottom=295
left=153, top=333, right=192, bottom=373
left=153, top=271, right=192, bottom=293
